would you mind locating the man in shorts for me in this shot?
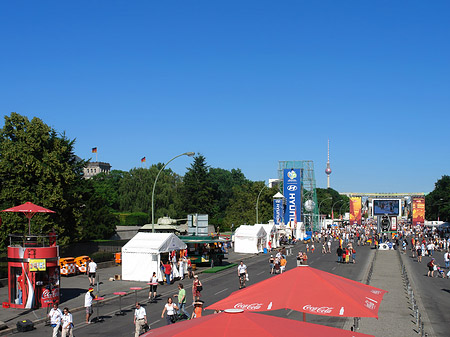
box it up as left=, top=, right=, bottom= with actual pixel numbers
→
left=87, top=259, right=97, bottom=286
left=84, top=287, right=95, bottom=323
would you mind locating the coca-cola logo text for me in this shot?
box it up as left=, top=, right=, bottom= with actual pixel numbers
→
left=234, top=303, right=262, bottom=310
left=370, top=290, right=382, bottom=295
left=41, top=288, right=59, bottom=300
left=302, top=305, right=333, bottom=314
left=365, top=300, right=376, bottom=310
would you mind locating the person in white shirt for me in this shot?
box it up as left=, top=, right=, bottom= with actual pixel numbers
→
left=48, top=302, right=62, bottom=337
left=61, top=307, right=74, bottom=337
left=161, top=297, right=178, bottom=325
left=84, top=287, right=95, bottom=323
left=237, top=261, right=247, bottom=289
left=134, top=302, right=147, bottom=337
left=87, top=260, right=98, bottom=286
left=444, top=250, right=450, bottom=269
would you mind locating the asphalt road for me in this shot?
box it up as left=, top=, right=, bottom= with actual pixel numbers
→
left=18, top=241, right=374, bottom=336
left=401, top=247, right=450, bottom=337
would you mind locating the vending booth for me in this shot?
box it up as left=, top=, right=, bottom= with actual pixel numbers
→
left=7, top=234, right=60, bottom=309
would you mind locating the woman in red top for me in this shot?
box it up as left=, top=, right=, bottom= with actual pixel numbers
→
left=192, top=275, right=202, bottom=303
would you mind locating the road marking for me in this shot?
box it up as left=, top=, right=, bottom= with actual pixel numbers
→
left=287, top=309, right=294, bottom=316
left=332, top=266, right=336, bottom=271
left=214, top=288, right=228, bottom=296
left=150, top=319, right=160, bottom=326
left=256, top=271, right=265, bottom=275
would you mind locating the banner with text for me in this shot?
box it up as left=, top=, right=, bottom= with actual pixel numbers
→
left=349, top=197, right=362, bottom=225
left=412, top=197, right=425, bottom=226
left=273, top=198, right=284, bottom=225
left=283, top=169, right=302, bottom=225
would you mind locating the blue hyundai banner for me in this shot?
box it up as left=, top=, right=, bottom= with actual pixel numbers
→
left=283, top=168, right=301, bottom=225
left=273, top=198, right=284, bottom=225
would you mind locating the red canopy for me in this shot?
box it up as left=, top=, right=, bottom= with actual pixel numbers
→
left=1, top=202, right=55, bottom=235
left=206, top=265, right=387, bottom=318
left=142, top=310, right=374, bottom=337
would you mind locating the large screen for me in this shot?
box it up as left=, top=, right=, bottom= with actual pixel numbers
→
left=373, top=199, right=400, bottom=216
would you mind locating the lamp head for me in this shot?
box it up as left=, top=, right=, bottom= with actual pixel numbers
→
left=185, top=152, right=195, bottom=157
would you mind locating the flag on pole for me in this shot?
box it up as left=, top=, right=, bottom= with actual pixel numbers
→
left=92, top=147, right=97, bottom=153
left=332, top=209, right=334, bottom=220
left=141, top=157, right=146, bottom=163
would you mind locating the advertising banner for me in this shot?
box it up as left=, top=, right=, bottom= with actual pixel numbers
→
left=273, top=199, right=284, bottom=225
left=29, top=259, right=46, bottom=272
left=349, top=197, right=362, bottom=225
left=283, top=169, right=301, bottom=225
left=412, top=197, right=425, bottom=226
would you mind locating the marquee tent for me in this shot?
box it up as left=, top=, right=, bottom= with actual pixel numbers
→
left=254, top=224, right=279, bottom=249
left=233, top=225, right=266, bottom=254
left=122, top=232, right=186, bottom=282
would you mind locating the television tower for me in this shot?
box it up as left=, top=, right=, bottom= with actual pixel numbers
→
left=325, top=139, right=332, bottom=188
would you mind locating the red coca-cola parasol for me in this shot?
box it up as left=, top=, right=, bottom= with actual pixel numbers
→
left=141, top=310, right=374, bottom=337
left=1, top=202, right=55, bottom=235
left=206, top=265, right=387, bottom=319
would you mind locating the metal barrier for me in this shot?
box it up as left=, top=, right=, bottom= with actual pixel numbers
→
left=398, top=249, right=427, bottom=336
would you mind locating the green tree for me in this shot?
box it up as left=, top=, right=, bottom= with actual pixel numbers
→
left=316, top=188, right=350, bottom=217
left=426, top=175, right=450, bottom=222
left=118, top=165, right=182, bottom=221
left=181, top=154, right=214, bottom=215
left=91, top=170, right=125, bottom=211
left=209, top=167, right=248, bottom=226
left=223, top=181, right=277, bottom=229
left=0, top=113, right=86, bottom=246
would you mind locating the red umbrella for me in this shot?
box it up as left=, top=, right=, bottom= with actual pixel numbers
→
left=206, top=265, right=387, bottom=318
left=1, top=202, right=55, bottom=235
left=142, top=310, right=374, bottom=337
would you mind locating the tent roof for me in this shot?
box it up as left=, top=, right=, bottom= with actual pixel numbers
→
left=234, top=225, right=266, bottom=238
left=255, top=223, right=276, bottom=234
left=122, top=232, right=186, bottom=253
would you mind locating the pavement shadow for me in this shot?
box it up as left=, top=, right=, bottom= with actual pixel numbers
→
left=60, top=287, right=88, bottom=302
left=441, top=288, right=450, bottom=294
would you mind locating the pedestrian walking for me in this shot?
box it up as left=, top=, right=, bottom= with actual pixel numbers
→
left=163, top=261, right=172, bottom=285
left=427, top=258, right=436, bottom=277
left=269, top=255, right=275, bottom=274
left=161, top=297, right=178, bottom=325
left=134, top=302, right=147, bottom=336
left=48, top=302, right=62, bottom=337
left=280, top=256, right=287, bottom=273
left=351, top=247, right=356, bottom=264
left=192, top=275, right=202, bottom=302
left=149, top=272, right=158, bottom=301
left=444, top=250, right=450, bottom=269
left=87, top=259, right=97, bottom=286
left=84, top=287, right=95, bottom=324
left=176, top=283, right=190, bottom=319
left=61, top=307, right=74, bottom=337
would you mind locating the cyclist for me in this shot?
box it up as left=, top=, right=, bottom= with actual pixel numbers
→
left=237, top=261, right=247, bottom=289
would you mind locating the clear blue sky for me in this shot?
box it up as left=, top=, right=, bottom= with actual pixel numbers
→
left=1, top=1, right=449, bottom=194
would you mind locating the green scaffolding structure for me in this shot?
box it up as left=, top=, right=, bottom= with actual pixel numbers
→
left=278, top=160, right=319, bottom=232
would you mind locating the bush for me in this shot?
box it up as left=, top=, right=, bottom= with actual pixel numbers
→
left=116, top=212, right=149, bottom=226
left=90, top=251, right=114, bottom=263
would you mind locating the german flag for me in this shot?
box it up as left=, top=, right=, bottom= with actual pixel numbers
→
left=141, top=157, right=146, bottom=163
left=92, top=147, right=97, bottom=153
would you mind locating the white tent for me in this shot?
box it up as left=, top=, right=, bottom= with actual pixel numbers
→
left=234, top=225, right=267, bottom=254
left=255, top=223, right=279, bottom=249
left=122, top=232, right=187, bottom=282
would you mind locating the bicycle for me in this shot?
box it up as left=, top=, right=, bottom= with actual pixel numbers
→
left=239, top=273, right=246, bottom=289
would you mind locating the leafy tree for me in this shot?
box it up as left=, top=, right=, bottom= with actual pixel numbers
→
left=91, top=170, right=125, bottom=211
left=426, top=175, right=450, bottom=222
left=0, top=113, right=86, bottom=246
left=316, top=188, right=349, bottom=217
left=223, top=181, right=277, bottom=230
left=118, top=165, right=182, bottom=221
left=209, top=167, right=248, bottom=226
left=181, top=154, right=214, bottom=215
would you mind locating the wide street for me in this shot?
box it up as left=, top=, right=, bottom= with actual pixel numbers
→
left=20, top=241, right=373, bottom=336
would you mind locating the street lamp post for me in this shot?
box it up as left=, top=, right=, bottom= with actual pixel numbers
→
left=151, top=152, right=195, bottom=233
left=318, top=197, right=332, bottom=227
left=256, top=179, right=281, bottom=224
left=339, top=202, right=350, bottom=217
left=331, top=200, right=343, bottom=219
